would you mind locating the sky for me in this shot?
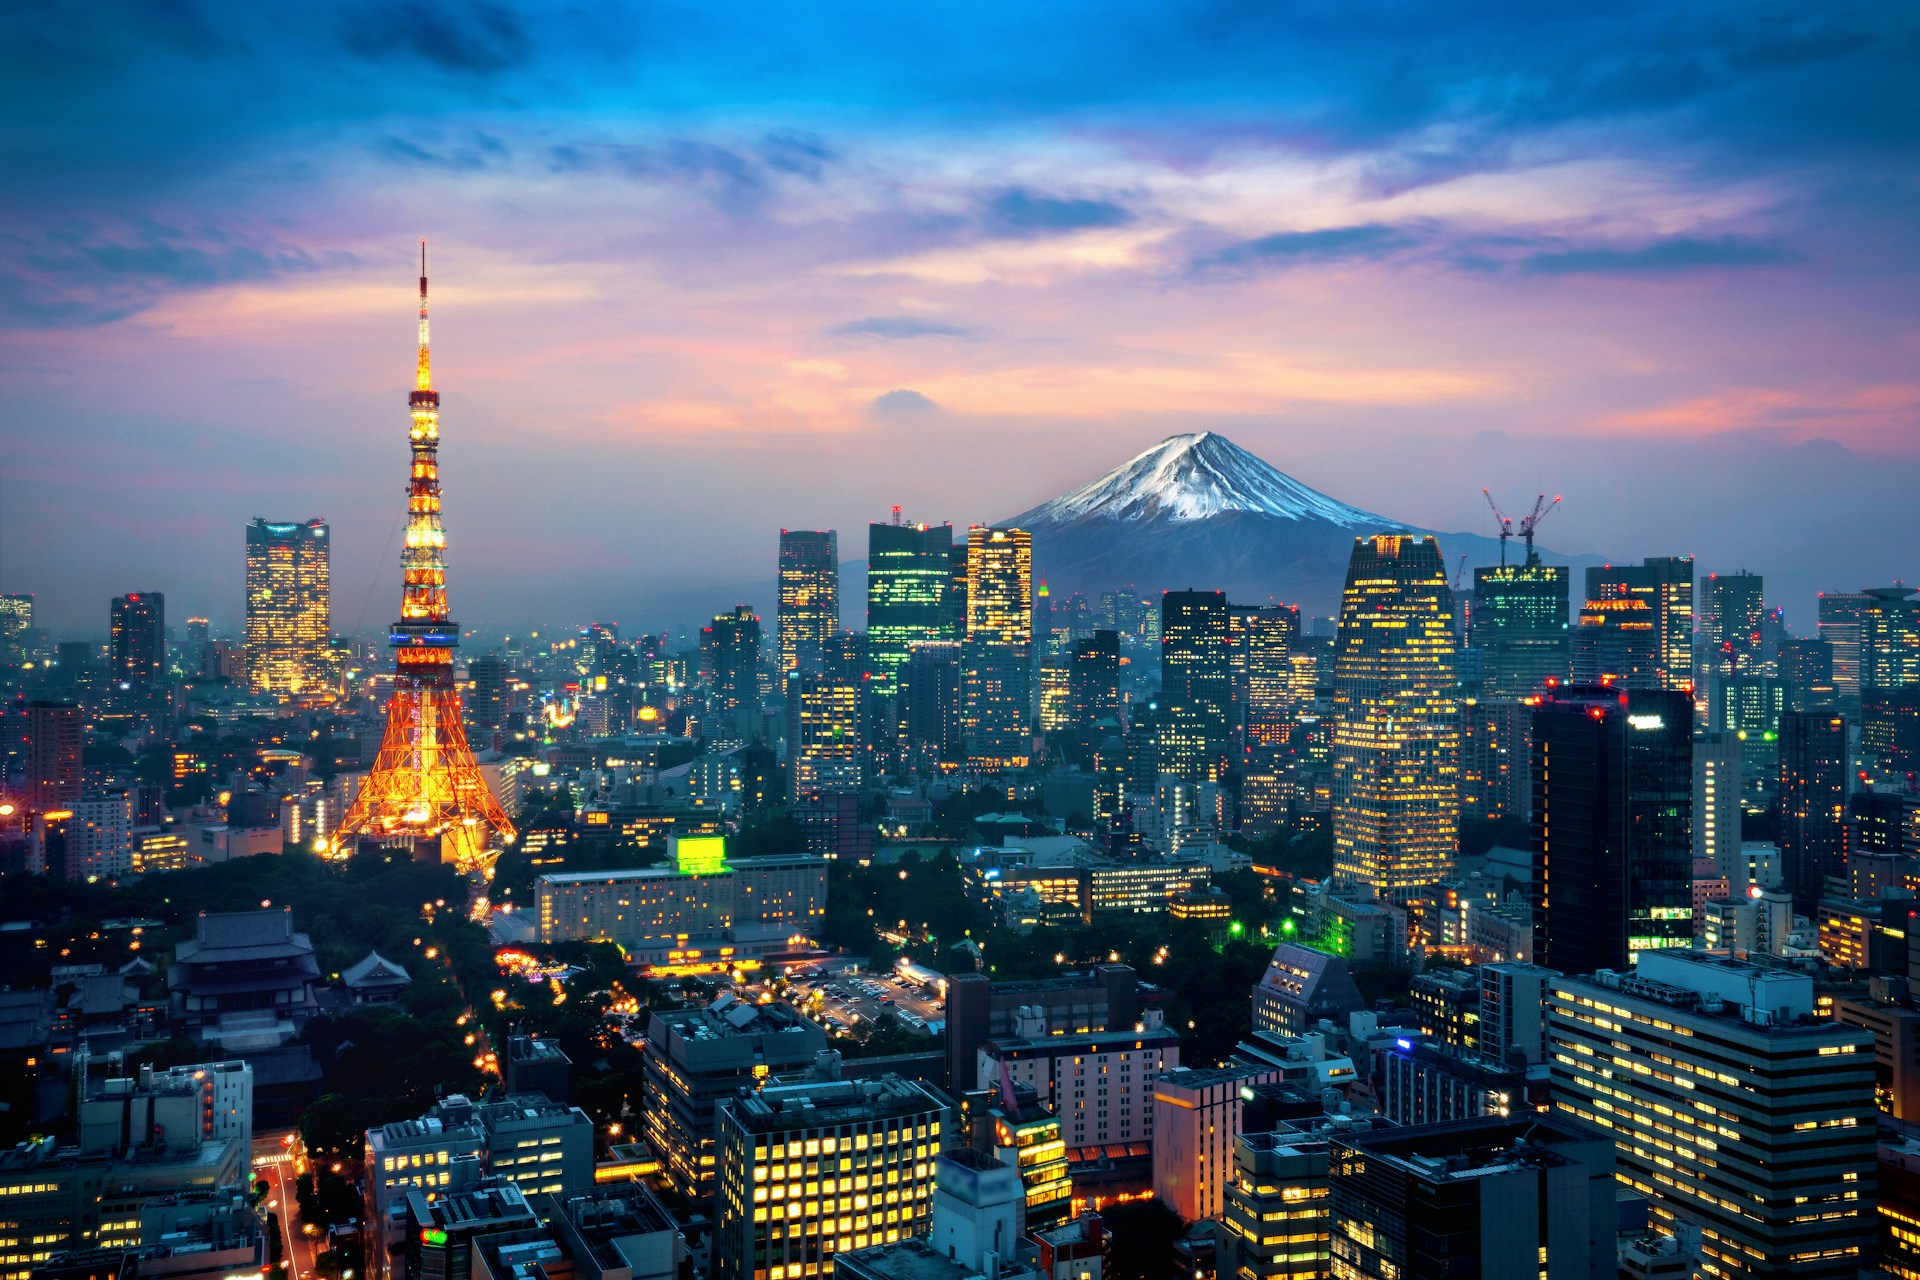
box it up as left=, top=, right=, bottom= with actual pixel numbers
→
left=4, top=0, right=1918, bottom=639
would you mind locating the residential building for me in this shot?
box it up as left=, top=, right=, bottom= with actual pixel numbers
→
left=1150, top=1066, right=1278, bottom=1224
left=976, top=1015, right=1179, bottom=1149
left=109, top=592, right=165, bottom=707
left=26, top=699, right=83, bottom=815
left=1249, top=944, right=1365, bottom=1037
left=944, top=965, right=1146, bottom=1098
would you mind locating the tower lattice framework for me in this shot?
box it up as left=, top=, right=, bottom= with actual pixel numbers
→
left=333, top=245, right=516, bottom=873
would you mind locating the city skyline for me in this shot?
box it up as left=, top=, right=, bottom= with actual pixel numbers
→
left=6, top=3, right=1918, bottom=636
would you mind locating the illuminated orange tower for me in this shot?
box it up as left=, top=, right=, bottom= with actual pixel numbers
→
left=333, top=245, right=515, bottom=873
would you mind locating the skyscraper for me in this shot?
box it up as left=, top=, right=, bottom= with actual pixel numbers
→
left=0, top=594, right=32, bottom=666
left=1530, top=685, right=1693, bottom=974
left=776, top=529, right=839, bottom=687
left=1702, top=570, right=1765, bottom=677
left=25, top=700, right=82, bottom=815
left=1818, top=591, right=1869, bottom=703
left=1068, top=630, right=1122, bottom=730
left=1570, top=594, right=1658, bottom=688
left=1584, top=557, right=1694, bottom=691
left=961, top=527, right=1032, bottom=771
left=329, top=247, right=515, bottom=872
left=1470, top=561, right=1569, bottom=697
left=245, top=517, right=331, bottom=696
left=788, top=674, right=863, bottom=793
left=109, top=591, right=165, bottom=705
left=902, top=641, right=963, bottom=763
left=701, top=606, right=762, bottom=738
left=1860, top=586, right=1920, bottom=694
left=866, top=520, right=953, bottom=701
left=1160, top=590, right=1230, bottom=784
left=1239, top=605, right=1299, bottom=746
left=1330, top=535, right=1460, bottom=900
left=1777, top=709, right=1849, bottom=906
left=1691, top=731, right=1742, bottom=877
left=1776, top=636, right=1836, bottom=711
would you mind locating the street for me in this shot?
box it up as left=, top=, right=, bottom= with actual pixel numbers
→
left=253, top=1129, right=322, bottom=1280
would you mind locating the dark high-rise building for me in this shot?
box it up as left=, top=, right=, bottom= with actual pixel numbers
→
left=1326, top=1115, right=1616, bottom=1280
left=1777, top=636, right=1836, bottom=712
left=109, top=592, right=165, bottom=705
left=1863, top=687, right=1920, bottom=774
left=1585, top=557, right=1694, bottom=692
left=1237, top=604, right=1299, bottom=747
left=865, top=520, right=952, bottom=701
left=1471, top=561, right=1570, bottom=698
left=1819, top=591, right=1869, bottom=703
left=467, top=654, right=512, bottom=730
left=1571, top=593, right=1658, bottom=688
left=245, top=517, right=331, bottom=695
left=25, top=700, right=82, bottom=815
left=1531, top=685, right=1693, bottom=975
left=902, top=641, right=963, bottom=762
left=1459, top=697, right=1527, bottom=823
left=1861, top=586, right=1920, bottom=694
left=1068, top=630, right=1122, bottom=730
left=1330, top=535, right=1460, bottom=899
left=1703, top=571, right=1766, bottom=677
left=1777, top=709, right=1849, bottom=905
left=1847, top=792, right=1908, bottom=862
left=775, top=529, right=839, bottom=686
left=701, top=606, right=761, bottom=720
left=961, top=527, right=1033, bottom=771
left=1160, top=590, right=1230, bottom=783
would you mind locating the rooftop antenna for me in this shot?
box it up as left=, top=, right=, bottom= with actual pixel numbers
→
left=891, top=505, right=903, bottom=527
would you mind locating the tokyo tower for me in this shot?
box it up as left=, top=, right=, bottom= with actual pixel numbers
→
left=332, top=244, right=516, bottom=873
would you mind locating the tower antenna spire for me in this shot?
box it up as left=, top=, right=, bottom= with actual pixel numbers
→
left=416, top=239, right=432, bottom=393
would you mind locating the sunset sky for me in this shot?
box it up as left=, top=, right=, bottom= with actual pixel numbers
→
left=5, top=1, right=1917, bottom=636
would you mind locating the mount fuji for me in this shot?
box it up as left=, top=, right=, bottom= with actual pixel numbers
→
left=1004, top=432, right=1558, bottom=612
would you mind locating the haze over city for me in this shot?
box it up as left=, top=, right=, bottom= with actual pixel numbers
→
left=6, top=1, right=1919, bottom=634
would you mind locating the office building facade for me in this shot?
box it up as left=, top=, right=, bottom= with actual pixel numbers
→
left=1160, top=591, right=1230, bottom=784
left=778, top=530, right=840, bottom=687
left=961, top=527, right=1033, bottom=771
left=1471, top=560, right=1570, bottom=698
left=713, top=1075, right=950, bottom=1280
left=1329, top=535, right=1460, bottom=899
left=245, top=518, right=331, bottom=696
left=109, top=592, right=165, bottom=707
left=1548, top=953, right=1876, bottom=1279
left=1777, top=709, right=1849, bottom=905
left=1531, top=686, right=1693, bottom=974
left=1584, top=557, right=1694, bottom=692
left=867, top=521, right=954, bottom=701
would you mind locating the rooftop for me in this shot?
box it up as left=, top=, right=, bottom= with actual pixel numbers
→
left=724, top=1074, right=946, bottom=1135
left=836, top=1236, right=1040, bottom=1280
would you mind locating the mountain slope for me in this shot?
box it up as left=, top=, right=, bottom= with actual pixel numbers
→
left=1004, top=432, right=1572, bottom=612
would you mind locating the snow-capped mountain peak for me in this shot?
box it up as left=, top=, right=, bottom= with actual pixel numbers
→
left=1013, top=432, right=1384, bottom=528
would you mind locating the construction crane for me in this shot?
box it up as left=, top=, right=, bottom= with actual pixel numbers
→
left=1482, top=489, right=1563, bottom=567
left=1451, top=552, right=1468, bottom=592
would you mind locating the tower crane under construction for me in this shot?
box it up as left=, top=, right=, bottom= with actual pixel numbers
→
left=1482, top=489, right=1563, bottom=567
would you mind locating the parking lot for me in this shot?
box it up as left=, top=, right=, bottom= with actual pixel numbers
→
left=776, top=970, right=947, bottom=1037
